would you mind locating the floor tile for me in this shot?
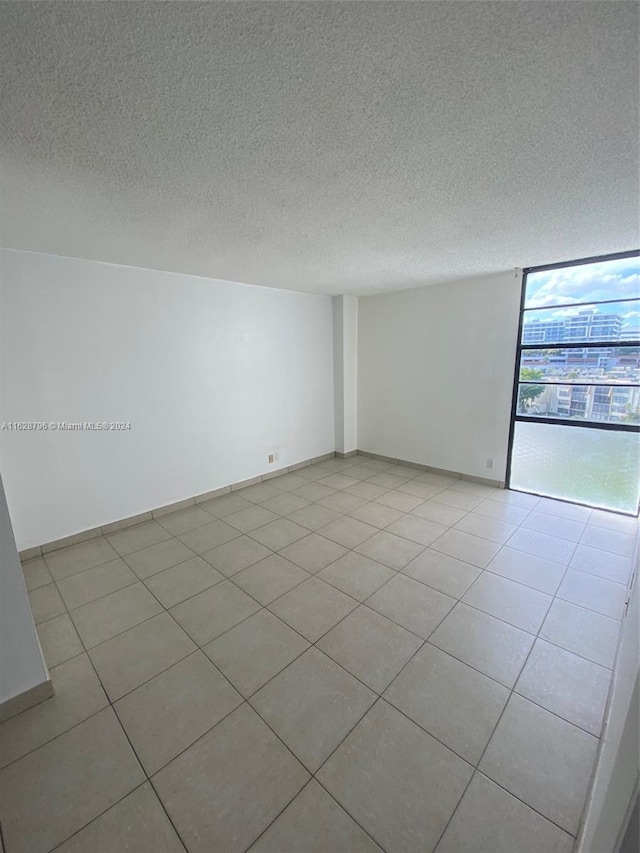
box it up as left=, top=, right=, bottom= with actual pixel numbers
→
left=55, top=782, right=184, bottom=853
left=557, top=569, right=627, bottom=619
left=260, top=492, right=311, bottom=516
left=0, top=708, right=144, bottom=853
left=319, top=491, right=369, bottom=514
left=115, top=651, right=242, bottom=774
left=296, top=464, right=334, bottom=482
left=349, top=501, right=404, bottom=529
left=432, top=489, right=483, bottom=510
left=366, top=574, right=455, bottom=639
left=318, top=516, right=378, bottom=549
left=473, top=498, right=531, bottom=525
left=21, top=557, right=52, bottom=591
left=238, top=482, right=284, bottom=504
left=397, top=481, right=444, bottom=501
left=280, top=533, right=347, bottom=573
left=540, top=598, right=621, bottom=668
left=435, top=773, right=574, bottom=853
left=233, top=554, right=309, bottom=605
left=318, top=606, right=422, bottom=693
left=580, top=524, right=637, bottom=557
left=268, top=473, right=311, bottom=492
left=170, top=580, right=261, bottom=646
left=346, top=481, right=390, bottom=500
left=489, top=490, right=540, bottom=509
left=480, top=694, right=598, bottom=834
left=416, top=473, right=458, bottom=488
left=430, top=529, right=501, bottom=568
left=384, top=644, right=508, bottom=764
left=521, top=511, right=585, bottom=543
left=588, top=509, right=638, bottom=535
left=56, top=558, right=136, bottom=610
left=506, top=527, right=576, bottom=565
left=144, top=556, right=224, bottom=607
left=287, top=502, right=341, bottom=531
left=269, top=576, right=358, bottom=642
left=250, top=518, right=309, bottom=550
left=0, top=654, right=107, bottom=769
left=177, top=519, right=240, bottom=553
left=516, top=639, right=611, bottom=735
left=386, top=515, right=448, bottom=547
left=402, top=550, right=480, bottom=599
left=534, top=497, right=591, bottom=522
left=153, top=704, right=309, bottom=853
left=486, top=547, right=566, bottom=594
left=156, top=505, right=214, bottom=535
left=44, top=537, right=119, bottom=580
left=410, top=500, right=467, bottom=527
left=318, top=551, right=395, bottom=600
left=202, top=535, right=272, bottom=576
left=454, top=513, right=517, bottom=545
left=394, top=465, right=424, bottom=480
left=461, top=572, right=552, bottom=633
left=89, top=612, right=196, bottom=701
left=293, top=482, right=336, bottom=502
left=430, top=603, right=534, bottom=688
left=37, top=613, right=84, bottom=668
left=198, top=493, right=252, bottom=518
left=70, top=583, right=163, bottom=648
left=570, top=544, right=634, bottom=585
left=251, top=647, right=375, bottom=771
left=374, top=490, right=425, bottom=512
left=248, top=779, right=380, bottom=853
left=123, top=537, right=195, bottom=579
left=367, top=471, right=411, bottom=489
left=28, top=583, right=66, bottom=623
left=225, top=505, right=280, bottom=533
left=449, top=481, right=498, bottom=497
left=355, top=530, right=424, bottom=569
left=204, top=609, right=309, bottom=697
left=318, top=473, right=359, bottom=491
left=106, top=521, right=172, bottom=556
left=317, top=700, right=472, bottom=853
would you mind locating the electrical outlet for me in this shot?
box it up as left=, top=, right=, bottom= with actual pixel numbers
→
left=268, top=451, right=280, bottom=465
left=486, top=458, right=494, bottom=470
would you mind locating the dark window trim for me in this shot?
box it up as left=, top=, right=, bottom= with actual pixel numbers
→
left=522, top=248, right=640, bottom=275
left=521, top=340, right=640, bottom=350
left=505, top=249, right=640, bottom=499
left=514, top=415, right=640, bottom=432
left=518, top=381, right=640, bottom=388
left=523, top=296, right=640, bottom=313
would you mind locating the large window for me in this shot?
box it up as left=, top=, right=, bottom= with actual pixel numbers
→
left=508, top=251, right=640, bottom=514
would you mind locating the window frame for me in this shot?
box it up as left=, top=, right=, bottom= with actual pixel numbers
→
left=506, top=249, right=640, bottom=495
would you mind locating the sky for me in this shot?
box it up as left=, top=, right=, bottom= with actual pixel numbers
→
left=524, top=255, right=640, bottom=334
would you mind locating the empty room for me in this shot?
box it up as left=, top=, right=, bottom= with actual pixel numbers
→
left=0, top=3, right=638, bottom=853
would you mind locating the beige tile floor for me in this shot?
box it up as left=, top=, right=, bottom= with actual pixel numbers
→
left=2, top=455, right=638, bottom=853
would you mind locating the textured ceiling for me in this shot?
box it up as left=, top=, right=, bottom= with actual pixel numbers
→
left=0, top=1, right=638, bottom=295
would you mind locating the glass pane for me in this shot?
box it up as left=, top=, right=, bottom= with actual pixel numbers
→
left=524, top=255, right=640, bottom=309
left=517, top=383, right=640, bottom=424
left=520, top=346, right=640, bottom=384
left=510, top=421, right=640, bottom=513
left=522, top=301, right=640, bottom=346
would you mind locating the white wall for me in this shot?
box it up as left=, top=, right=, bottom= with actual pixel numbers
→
left=0, top=250, right=334, bottom=549
left=333, top=295, right=358, bottom=454
left=0, top=470, right=49, bottom=713
left=577, top=548, right=638, bottom=853
left=358, top=271, right=521, bottom=480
